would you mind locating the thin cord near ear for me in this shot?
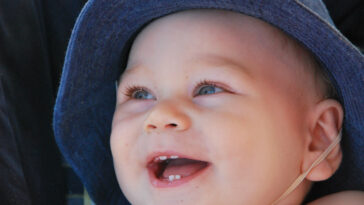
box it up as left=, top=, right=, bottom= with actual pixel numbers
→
left=272, top=130, right=342, bottom=205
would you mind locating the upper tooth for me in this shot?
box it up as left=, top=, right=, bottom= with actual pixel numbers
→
left=168, top=175, right=175, bottom=181
left=154, top=155, right=179, bottom=162
left=159, top=156, right=167, bottom=160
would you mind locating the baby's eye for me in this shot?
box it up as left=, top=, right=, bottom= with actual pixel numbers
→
left=132, top=89, right=154, bottom=99
left=124, top=86, right=155, bottom=100
left=123, top=80, right=226, bottom=100
left=194, top=80, right=225, bottom=96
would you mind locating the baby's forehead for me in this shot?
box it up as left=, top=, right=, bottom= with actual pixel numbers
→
left=127, top=9, right=311, bottom=70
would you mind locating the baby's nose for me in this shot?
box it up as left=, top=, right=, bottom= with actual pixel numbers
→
left=143, top=100, right=191, bottom=133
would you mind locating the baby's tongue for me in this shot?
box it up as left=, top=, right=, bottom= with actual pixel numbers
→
left=162, top=158, right=208, bottom=178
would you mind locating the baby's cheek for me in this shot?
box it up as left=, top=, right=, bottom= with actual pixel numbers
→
left=110, top=129, right=130, bottom=180
left=200, top=106, right=290, bottom=203
left=110, top=109, right=153, bottom=203
left=110, top=131, right=143, bottom=204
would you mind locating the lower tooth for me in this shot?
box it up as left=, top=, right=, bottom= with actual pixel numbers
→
left=168, top=175, right=181, bottom=182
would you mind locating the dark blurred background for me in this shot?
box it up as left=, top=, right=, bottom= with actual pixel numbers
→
left=0, top=0, right=362, bottom=204
left=324, top=0, right=364, bottom=51
left=0, top=1, right=87, bottom=204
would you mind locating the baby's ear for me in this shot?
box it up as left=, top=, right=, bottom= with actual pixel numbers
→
left=303, top=99, right=344, bottom=182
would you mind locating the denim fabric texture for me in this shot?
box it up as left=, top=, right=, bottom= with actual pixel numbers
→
left=53, top=0, right=364, bottom=204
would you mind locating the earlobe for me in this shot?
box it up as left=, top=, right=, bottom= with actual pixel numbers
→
left=303, top=99, right=344, bottom=182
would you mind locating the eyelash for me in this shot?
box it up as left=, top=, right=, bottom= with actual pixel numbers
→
left=193, top=79, right=221, bottom=97
left=123, top=85, right=149, bottom=99
left=123, top=79, right=224, bottom=99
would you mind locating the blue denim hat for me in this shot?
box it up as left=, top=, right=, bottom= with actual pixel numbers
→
left=53, top=0, right=364, bottom=204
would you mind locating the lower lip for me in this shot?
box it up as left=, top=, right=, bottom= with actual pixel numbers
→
left=147, top=164, right=211, bottom=188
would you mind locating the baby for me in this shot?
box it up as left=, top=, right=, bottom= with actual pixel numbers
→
left=53, top=0, right=364, bottom=205
left=110, top=10, right=355, bottom=205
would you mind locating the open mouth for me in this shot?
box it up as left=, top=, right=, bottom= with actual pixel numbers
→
left=147, top=154, right=210, bottom=187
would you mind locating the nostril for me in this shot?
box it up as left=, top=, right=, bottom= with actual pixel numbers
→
left=165, top=123, right=177, bottom=128
left=147, top=124, right=157, bottom=129
left=145, top=123, right=177, bottom=131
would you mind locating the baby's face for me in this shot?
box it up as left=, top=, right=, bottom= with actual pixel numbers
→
left=111, top=10, right=318, bottom=205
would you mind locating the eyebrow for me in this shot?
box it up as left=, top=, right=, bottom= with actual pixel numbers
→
left=117, top=65, right=150, bottom=86
left=119, top=53, right=252, bottom=85
left=191, top=54, right=253, bottom=78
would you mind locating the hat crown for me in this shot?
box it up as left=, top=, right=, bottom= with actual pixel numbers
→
left=295, top=0, right=334, bottom=25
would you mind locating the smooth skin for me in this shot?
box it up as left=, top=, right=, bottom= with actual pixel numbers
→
left=110, top=10, right=356, bottom=205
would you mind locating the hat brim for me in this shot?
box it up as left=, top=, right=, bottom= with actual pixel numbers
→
left=53, top=0, right=364, bottom=203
